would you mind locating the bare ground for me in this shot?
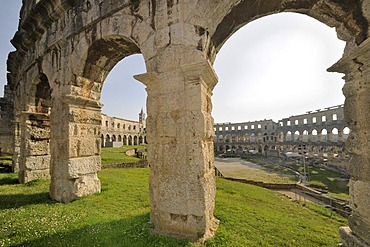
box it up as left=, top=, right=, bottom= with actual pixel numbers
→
left=214, top=157, right=296, bottom=184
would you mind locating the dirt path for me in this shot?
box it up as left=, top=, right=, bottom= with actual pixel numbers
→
left=214, top=157, right=295, bottom=184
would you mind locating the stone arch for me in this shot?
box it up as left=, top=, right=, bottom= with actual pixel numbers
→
left=218, top=134, right=223, bottom=142
left=286, top=131, right=292, bottom=142
left=118, top=135, right=122, bottom=142
left=224, top=134, right=230, bottom=143
left=277, top=132, right=284, bottom=142
left=105, top=134, right=110, bottom=143
left=123, top=135, right=128, bottom=146
left=330, top=128, right=339, bottom=142
left=302, top=130, right=309, bottom=142
left=128, top=135, right=133, bottom=145
left=112, top=135, right=117, bottom=142
left=101, top=134, right=104, bottom=147
left=320, top=129, right=328, bottom=142
left=134, top=136, right=138, bottom=145
left=293, top=130, right=300, bottom=142
left=18, top=73, right=53, bottom=183
left=206, top=1, right=367, bottom=58
left=311, top=129, right=318, bottom=143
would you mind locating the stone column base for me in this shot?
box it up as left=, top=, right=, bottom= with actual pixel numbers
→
left=340, top=227, right=369, bottom=247
left=50, top=174, right=101, bottom=203
left=151, top=215, right=219, bottom=243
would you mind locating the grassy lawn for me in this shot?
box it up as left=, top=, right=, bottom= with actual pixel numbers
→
left=290, top=163, right=349, bottom=200
left=0, top=155, right=12, bottom=165
left=101, top=145, right=146, bottom=165
left=244, top=156, right=349, bottom=200
left=0, top=168, right=346, bottom=246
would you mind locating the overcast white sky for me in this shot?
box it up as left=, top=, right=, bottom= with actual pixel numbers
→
left=0, top=3, right=345, bottom=123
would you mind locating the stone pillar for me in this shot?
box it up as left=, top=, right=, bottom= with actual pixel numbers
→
left=338, top=130, right=344, bottom=142
left=328, top=132, right=334, bottom=142
left=135, top=60, right=218, bottom=241
left=329, top=38, right=370, bottom=246
left=18, top=111, right=51, bottom=183
left=307, top=131, right=312, bottom=143
left=12, top=115, right=21, bottom=172
left=49, top=82, right=101, bottom=203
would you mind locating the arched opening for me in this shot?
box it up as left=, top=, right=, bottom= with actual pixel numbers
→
left=343, top=127, right=350, bottom=141
left=211, top=10, right=354, bottom=243
left=320, top=129, right=328, bottom=142
left=293, top=131, right=300, bottom=142
left=312, top=129, right=318, bottom=142
left=101, top=134, right=104, bottom=147
left=213, top=13, right=345, bottom=124
left=331, top=128, right=339, bottom=142
left=302, top=130, right=309, bottom=142
left=19, top=73, right=53, bottom=183
left=286, top=131, right=292, bottom=142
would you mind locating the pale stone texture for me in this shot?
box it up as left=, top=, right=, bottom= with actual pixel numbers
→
left=3, top=0, right=370, bottom=244
left=330, top=37, right=370, bottom=246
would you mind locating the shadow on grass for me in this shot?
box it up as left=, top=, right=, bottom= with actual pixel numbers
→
left=14, top=213, right=192, bottom=247
left=0, top=176, right=18, bottom=186
left=0, top=192, right=55, bottom=210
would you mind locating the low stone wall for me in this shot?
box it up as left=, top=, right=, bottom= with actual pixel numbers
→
left=101, top=160, right=148, bottom=169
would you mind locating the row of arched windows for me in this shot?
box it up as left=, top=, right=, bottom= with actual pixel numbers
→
left=215, top=127, right=350, bottom=144
left=101, top=134, right=146, bottom=146
left=279, top=113, right=340, bottom=127
left=104, top=121, right=137, bottom=131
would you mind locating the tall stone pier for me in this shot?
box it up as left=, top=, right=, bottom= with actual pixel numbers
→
left=330, top=38, right=370, bottom=247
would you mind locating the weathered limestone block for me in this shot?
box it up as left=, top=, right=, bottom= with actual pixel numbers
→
left=25, top=155, right=51, bottom=170
left=348, top=180, right=370, bottom=235
left=69, top=137, right=100, bottom=158
left=28, top=125, right=51, bottom=140
left=20, top=169, right=50, bottom=184
left=340, top=227, right=369, bottom=247
left=50, top=173, right=101, bottom=203
left=26, top=139, right=50, bottom=156
left=330, top=38, right=370, bottom=247
left=68, top=156, right=101, bottom=179
left=348, top=155, right=370, bottom=181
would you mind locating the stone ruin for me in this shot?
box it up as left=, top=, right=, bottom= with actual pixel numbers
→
left=1, top=0, right=370, bottom=245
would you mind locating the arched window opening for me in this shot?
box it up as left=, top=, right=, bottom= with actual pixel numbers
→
left=321, top=129, right=328, bottom=142
left=286, top=131, right=292, bottom=142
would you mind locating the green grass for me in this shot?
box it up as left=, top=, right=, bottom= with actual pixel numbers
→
left=0, top=168, right=346, bottom=246
left=101, top=145, right=146, bottom=165
left=289, top=163, right=349, bottom=199
left=0, top=155, right=12, bottom=165
left=244, top=157, right=349, bottom=200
